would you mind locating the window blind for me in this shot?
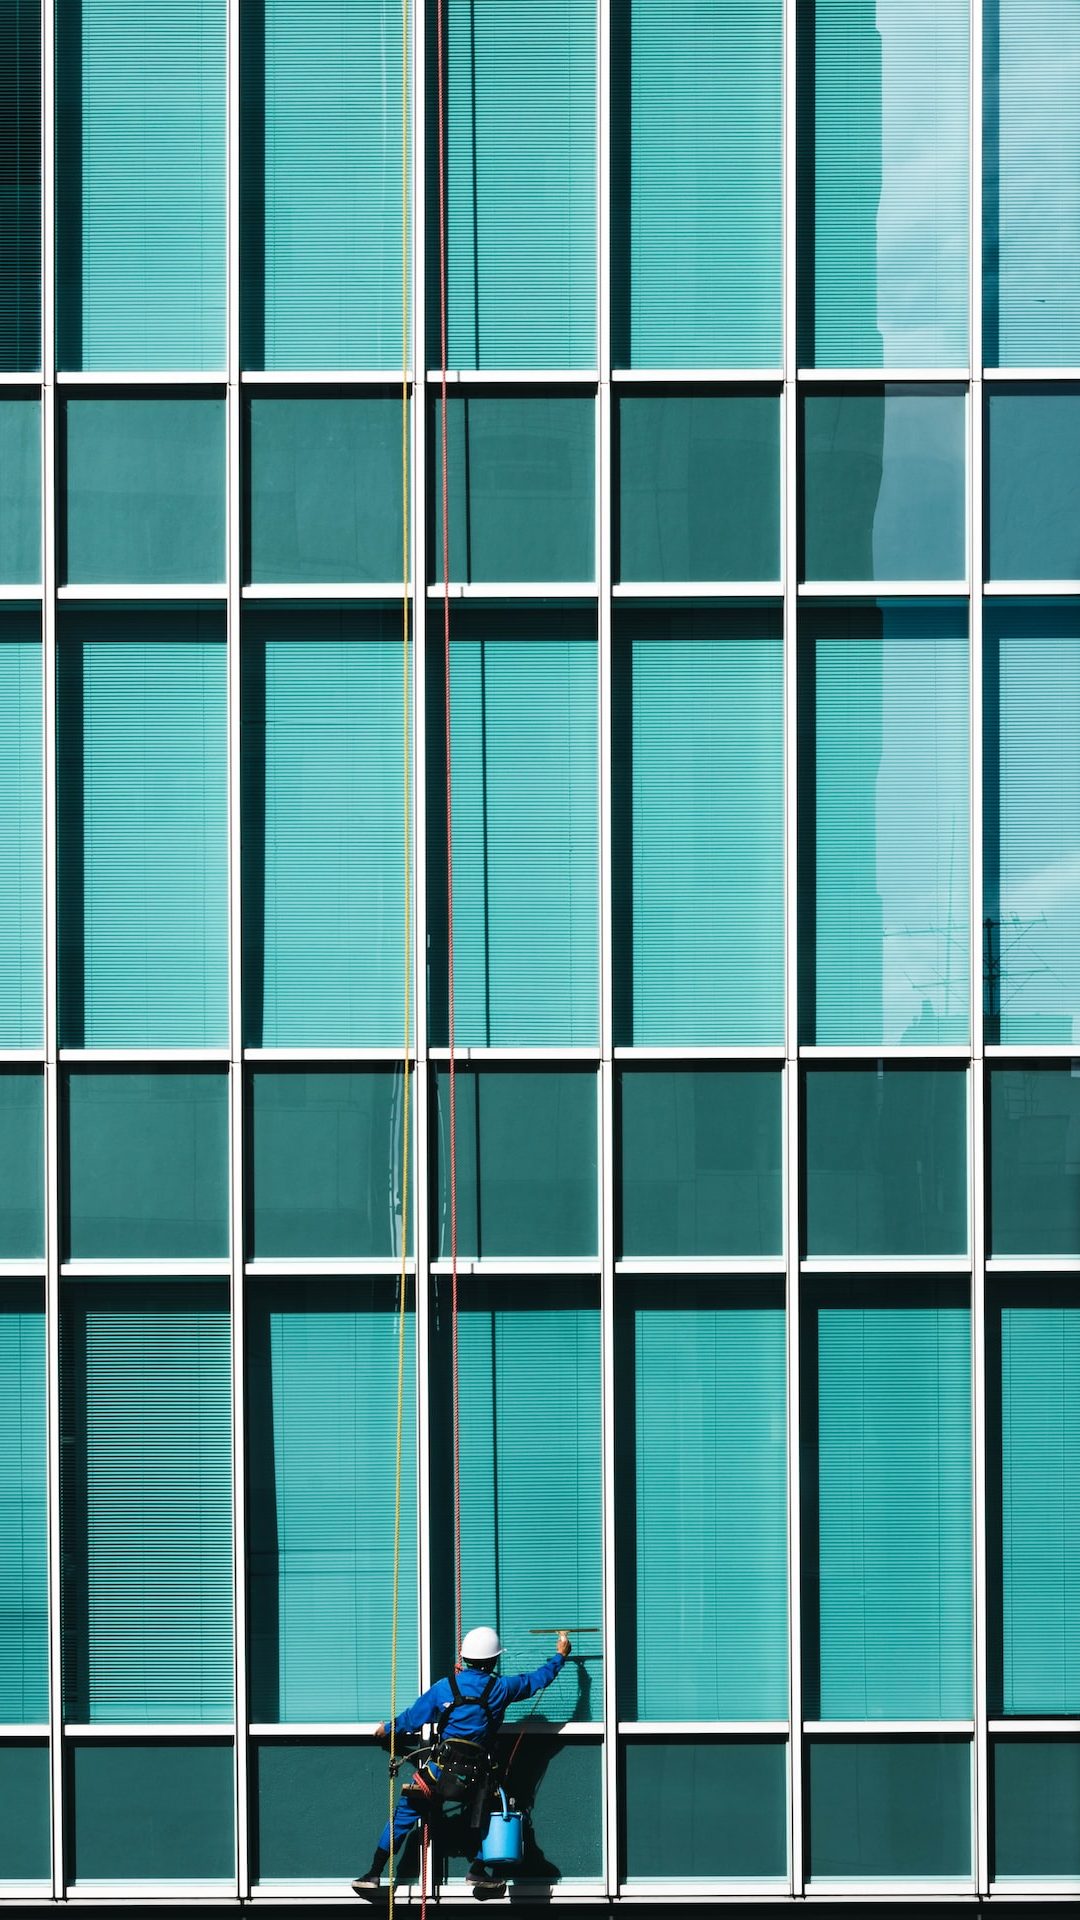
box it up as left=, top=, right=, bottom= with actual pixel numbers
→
left=0, top=0, right=40, bottom=370
left=807, top=1282, right=972, bottom=1720
left=243, top=614, right=406, bottom=1048
left=428, top=612, right=598, bottom=1047
left=1000, top=1298, right=1080, bottom=1713
left=58, top=616, right=228, bottom=1049
left=801, top=606, right=970, bottom=1046
left=432, top=395, right=595, bottom=584
left=0, top=1287, right=47, bottom=1723
left=434, top=0, right=596, bottom=369
left=247, top=1283, right=417, bottom=1722
left=800, top=0, right=969, bottom=367
left=987, top=610, right=1080, bottom=1043
left=613, top=611, right=784, bottom=1045
left=449, top=1283, right=601, bottom=1723
left=61, top=1284, right=233, bottom=1723
left=987, top=2, right=1080, bottom=366
left=0, top=623, right=41, bottom=1048
left=0, top=398, right=40, bottom=585
left=627, top=1281, right=787, bottom=1720
left=56, top=0, right=225, bottom=370
left=242, top=0, right=406, bottom=370
left=616, top=0, right=782, bottom=368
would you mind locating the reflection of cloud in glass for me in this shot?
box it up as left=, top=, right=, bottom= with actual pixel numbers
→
left=994, top=3, right=1080, bottom=365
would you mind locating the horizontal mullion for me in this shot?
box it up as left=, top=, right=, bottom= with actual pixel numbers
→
left=241, top=370, right=413, bottom=387
left=0, top=1260, right=47, bottom=1279
left=0, top=1049, right=45, bottom=1063
left=799, top=1046, right=972, bottom=1061
left=241, top=583, right=411, bottom=601
left=986, top=1257, right=1080, bottom=1273
left=799, top=580, right=969, bottom=598
left=983, top=366, right=1080, bottom=381
left=244, top=1259, right=414, bottom=1278
left=985, top=1045, right=1080, bottom=1058
left=243, top=1048, right=413, bottom=1063
left=425, top=369, right=598, bottom=386
left=0, top=585, right=43, bottom=601
left=800, top=1257, right=971, bottom=1275
left=59, top=1049, right=230, bottom=1064
left=612, top=581, right=783, bottom=599
left=613, top=1046, right=785, bottom=1062
left=984, top=580, right=1080, bottom=596
left=63, top=1725, right=234, bottom=1740
left=804, top=1721, right=975, bottom=1735
left=55, top=370, right=226, bottom=387
left=989, top=1720, right=1080, bottom=1733
left=428, top=1046, right=599, bottom=1063
left=61, top=1259, right=231, bottom=1279
left=0, top=1724, right=50, bottom=1738
left=615, top=1258, right=786, bottom=1277
left=613, top=368, right=784, bottom=385
left=0, top=371, right=42, bottom=387
left=426, top=582, right=597, bottom=600
left=56, top=584, right=227, bottom=602
left=429, top=1257, right=602, bottom=1277
left=798, top=368, right=970, bottom=384
left=618, top=1721, right=788, bottom=1736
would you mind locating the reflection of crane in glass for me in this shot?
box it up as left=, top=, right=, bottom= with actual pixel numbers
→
left=983, top=911, right=1052, bottom=1022
left=882, top=814, right=965, bottom=1025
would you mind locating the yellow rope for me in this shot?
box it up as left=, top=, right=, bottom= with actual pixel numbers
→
left=388, top=0, right=411, bottom=1909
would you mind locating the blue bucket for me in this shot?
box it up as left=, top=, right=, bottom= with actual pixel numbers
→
left=480, top=1788, right=525, bottom=1867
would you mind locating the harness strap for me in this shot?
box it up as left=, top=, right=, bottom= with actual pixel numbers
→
left=438, top=1672, right=498, bottom=1747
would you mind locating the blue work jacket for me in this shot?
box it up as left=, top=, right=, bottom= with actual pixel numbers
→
left=389, top=1654, right=566, bottom=1746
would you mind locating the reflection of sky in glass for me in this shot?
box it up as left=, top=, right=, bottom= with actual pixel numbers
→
left=991, top=3, right=1080, bottom=366
left=812, top=615, right=969, bottom=1045
left=991, top=628, right=1080, bottom=1042
left=802, top=389, right=966, bottom=581
left=811, top=0, right=968, bottom=366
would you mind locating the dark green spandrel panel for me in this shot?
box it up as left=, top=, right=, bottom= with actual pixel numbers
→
left=623, top=1740, right=787, bottom=1879
left=253, top=1741, right=419, bottom=1883
left=62, top=397, right=226, bottom=584
left=801, top=389, right=966, bottom=582
left=0, top=2, right=40, bottom=372
left=64, top=1070, right=229, bottom=1259
left=67, top=1742, right=234, bottom=1881
left=433, top=1067, right=597, bottom=1258
left=493, top=1738, right=602, bottom=1883
left=0, top=399, right=40, bottom=582
left=992, top=1740, right=1080, bottom=1879
left=618, top=1068, right=782, bottom=1256
left=0, top=1745, right=49, bottom=1880
left=247, top=1070, right=409, bottom=1260
left=431, top=395, right=595, bottom=583
left=0, top=620, right=43, bottom=1048
left=989, top=1067, right=1080, bottom=1255
left=616, top=393, right=780, bottom=582
left=0, top=1073, right=43, bottom=1259
left=804, top=1066, right=967, bottom=1256
left=246, top=396, right=403, bottom=583
left=987, top=388, right=1080, bottom=581
left=807, top=1738, right=971, bottom=1880
left=0, top=1285, right=47, bottom=1725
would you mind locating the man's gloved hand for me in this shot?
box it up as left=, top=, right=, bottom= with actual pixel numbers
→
left=556, top=1631, right=572, bottom=1657
left=373, top=1722, right=391, bottom=1745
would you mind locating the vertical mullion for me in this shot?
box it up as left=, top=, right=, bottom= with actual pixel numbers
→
left=226, top=0, right=248, bottom=1896
left=969, top=0, right=989, bottom=1888
left=782, top=0, right=803, bottom=1896
left=597, top=0, right=616, bottom=1894
left=41, top=0, right=64, bottom=1894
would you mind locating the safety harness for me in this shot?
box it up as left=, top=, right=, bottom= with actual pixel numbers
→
left=401, top=1671, right=499, bottom=1827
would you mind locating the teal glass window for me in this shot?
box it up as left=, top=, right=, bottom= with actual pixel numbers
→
left=428, top=609, right=598, bottom=1046
left=617, top=1070, right=783, bottom=1258
left=0, top=4, right=40, bottom=370
left=245, top=395, right=404, bottom=583
left=67, top=1741, right=234, bottom=1880
left=991, top=1283, right=1080, bottom=1714
left=613, top=0, right=782, bottom=369
left=58, top=614, right=228, bottom=1048
left=0, top=1286, right=46, bottom=1724
left=803, top=1279, right=972, bottom=1720
left=797, top=0, right=969, bottom=367
left=252, top=1742, right=420, bottom=1883
left=620, top=1279, right=787, bottom=1720
left=431, top=0, right=595, bottom=370
left=247, top=1281, right=416, bottom=1722
left=799, top=603, right=970, bottom=1046
left=616, top=392, right=780, bottom=582
left=0, top=617, right=42, bottom=1047
left=989, top=1067, right=1080, bottom=1255
left=804, top=1066, right=968, bottom=1257
left=62, top=396, right=226, bottom=585
left=431, top=395, right=595, bottom=583
left=992, top=1740, right=1080, bottom=1880
left=622, top=1740, right=787, bottom=1879
left=985, top=605, right=1080, bottom=1043
left=56, top=0, right=225, bottom=370
left=432, top=1067, right=597, bottom=1259
left=0, top=1073, right=43, bottom=1260
left=0, top=1745, right=49, bottom=1880
left=985, top=4, right=1080, bottom=367
left=61, top=1284, right=233, bottom=1722
left=0, top=397, right=40, bottom=582
left=241, top=0, right=407, bottom=371
left=247, top=1070, right=409, bottom=1260
left=242, top=611, right=407, bottom=1047
left=613, top=608, right=784, bottom=1045
left=807, top=1738, right=971, bottom=1879
left=987, top=386, right=1080, bottom=581
left=64, top=1071, right=229, bottom=1261
left=802, top=388, right=966, bottom=582
left=432, top=1280, right=602, bottom=1724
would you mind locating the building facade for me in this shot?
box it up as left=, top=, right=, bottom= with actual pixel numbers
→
left=1, top=0, right=1079, bottom=1905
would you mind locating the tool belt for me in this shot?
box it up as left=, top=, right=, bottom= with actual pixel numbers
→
left=427, top=1737, right=494, bottom=1798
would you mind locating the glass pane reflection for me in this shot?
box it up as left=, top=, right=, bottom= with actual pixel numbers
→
left=802, top=388, right=966, bottom=582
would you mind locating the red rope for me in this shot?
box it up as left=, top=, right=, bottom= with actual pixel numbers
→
left=436, top=0, right=463, bottom=1655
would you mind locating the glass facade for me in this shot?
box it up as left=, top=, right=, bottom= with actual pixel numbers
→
left=0, top=0, right=1075, bottom=1904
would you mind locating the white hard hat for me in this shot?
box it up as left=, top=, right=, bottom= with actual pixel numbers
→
left=460, top=1625, right=504, bottom=1663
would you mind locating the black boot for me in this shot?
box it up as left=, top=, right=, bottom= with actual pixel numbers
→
left=351, top=1847, right=390, bottom=1897
left=467, top=1859, right=507, bottom=1898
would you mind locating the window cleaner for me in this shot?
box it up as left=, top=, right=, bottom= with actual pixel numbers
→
left=351, top=1626, right=572, bottom=1900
